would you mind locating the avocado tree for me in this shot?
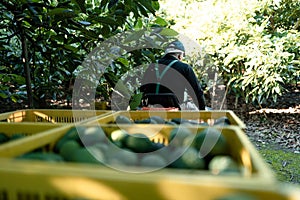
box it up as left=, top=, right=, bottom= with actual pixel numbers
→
left=0, top=0, right=164, bottom=109
left=160, top=0, right=300, bottom=107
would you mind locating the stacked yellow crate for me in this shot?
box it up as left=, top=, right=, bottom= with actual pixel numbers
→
left=0, top=110, right=299, bottom=200
left=0, top=109, right=112, bottom=123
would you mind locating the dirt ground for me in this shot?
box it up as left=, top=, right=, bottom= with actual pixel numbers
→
left=225, top=86, right=300, bottom=153
left=216, top=85, right=299, bottom=184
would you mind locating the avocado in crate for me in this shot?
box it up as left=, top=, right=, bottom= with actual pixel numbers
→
left=17, top=152, right=64, bottom=162
left=114, top=115, right=166, bottom=124
left=102, top=126, right=243, bottom=174
left=0, top=132, right=27, bottom=145
left=0, top=123, right=65, bottom=156
left=1, top=134, right=49, bottom=157
left=165, top=126, right=241, bottom=174
left=16, top=126, right=108, bottom=164
left=14, top=125, right=244, bottom=176
left=14, top=125, right=166, bottom=167
left=113, top=114, right=230, bottom=126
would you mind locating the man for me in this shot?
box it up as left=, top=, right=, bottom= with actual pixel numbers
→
left=140, top=40, right=206, bottom=110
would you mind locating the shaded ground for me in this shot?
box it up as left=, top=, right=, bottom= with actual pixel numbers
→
left=223, top=85, right=300, bottom=184
left=227, top=86, right=300, bottom=153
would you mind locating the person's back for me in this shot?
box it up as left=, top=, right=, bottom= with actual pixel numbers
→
left=140, top=41, right=206, bottom=110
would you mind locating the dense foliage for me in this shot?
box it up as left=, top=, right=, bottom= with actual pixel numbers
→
left=0, top=0, right=165, bottom=108
left=0, top=0, right=299, bottom=109
left=160, top=0, right=300, bottom=106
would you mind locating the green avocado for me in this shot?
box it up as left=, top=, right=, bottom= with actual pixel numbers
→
left=110, top=129, right=129, bottom=148
left=79, top=126, right=107, bottom=146
left=149, top=116, right=165, bottom=124
left=115, top=115, right=132, bottom=124
left=214, top=116, right=231, bottom=126
left=134, top=118, right=158, bottom=124
left=140, top=154, right=167, bottom=168
left=171, top=118, right=187, bottom=124
left=0, top=133, right=9, bottom=144
left=169, top=127, right=193, bottom=147
left=208, top=155, right=240, bottom=174
left=165, top=121, right=177, bottom=126
left=10, top=133, right=25, bottom=141
left=192, top=127, right=228, bottom=156
left=108, top=148, right=138, bottom=166
left=59, top=140, right=81, bottom=161
left=17, top=152, right=64, bottom=162
left=54, top=126, right=85, bottom=153
left=70, top=147, right=104, bottom=164
left=124, top=133, right=154, bottom=153
left=170, top=147, right=205, bottom=169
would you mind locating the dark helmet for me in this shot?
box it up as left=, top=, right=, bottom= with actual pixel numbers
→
left=164, top=40, right=185, bottom=55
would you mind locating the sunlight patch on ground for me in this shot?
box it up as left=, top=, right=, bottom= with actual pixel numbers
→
left=249, top=106, right=300, bottom=114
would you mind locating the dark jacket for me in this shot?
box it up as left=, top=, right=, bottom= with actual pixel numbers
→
left=140, top=54, right=206, bottom=110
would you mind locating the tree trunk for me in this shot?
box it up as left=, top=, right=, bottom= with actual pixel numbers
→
left=21, top=29, right=34, bottom=108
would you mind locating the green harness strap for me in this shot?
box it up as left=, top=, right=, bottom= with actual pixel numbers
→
left=155, top=60, right=178, bottom=94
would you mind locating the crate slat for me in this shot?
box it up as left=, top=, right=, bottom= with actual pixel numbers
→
left=0, top=109, right=113, bottom=123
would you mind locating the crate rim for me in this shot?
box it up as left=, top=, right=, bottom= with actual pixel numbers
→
left=0, top=124, right=274, bottom=181
left=88, top=110, right=247, bottom=129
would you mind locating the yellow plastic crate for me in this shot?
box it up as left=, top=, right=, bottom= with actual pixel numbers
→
left=0, top=124, right=297, bottom=199
left=0, top=123, right=63, bottom=136
left=0, top=123, right=64, bottom=154
left=0, top=109, right=113, bottom=123
left=0, top=124, right=73, bottom=158
left=86, top=110, right=246, bottom=129
left=0, top=125, right=271, bottom=178
left=0, top=158, right=299, bottom=200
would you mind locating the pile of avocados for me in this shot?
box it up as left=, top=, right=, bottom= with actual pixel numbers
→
left=14, top=115, right=242, bottom=175
left=114, top=115, right=231, bottom=126
left=0, top=133, right=26, bottom=144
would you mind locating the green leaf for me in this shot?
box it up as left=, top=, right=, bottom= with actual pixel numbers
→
left=130, top=3, right=140, bottom=19
left=108, top=0, right=119, bottom=9
left=224, top=54, right=236, bottom=66
left=138, top=0, right=156, bottom=14
left=130, top=93, right=143, bottom=110
left=142, top=50, right=155, bottom=61
left=154, top=16, right=168, bottom=26
left=124, top=30, right=145, bottom=43
left=51, top=34, right=65, bottom=42
left=74, top=0, right=86, bottom=13
left=137, top=3, right=149, bottom=18
left=101, top=25, right=111, bottom=37
left=0, top=92, right=8, bottom=99
left=2, top=75, right=10, bottom=82
left=134, top=18, right=143, bottom=29
left=114, top=82, right=131, bottom=99
left=159, top=28, right=178, bottom=37
left=14, top=75, right=25, bottom=84
left=274, top=86, right=280, bottom=94
left=96, top=17, right=117, bottom=25
left=79, top=28, right=99, bottom=40
left=11, top=95, right=18, bottom=103
left=100, top=0, right=110, bottom=10
left=152, top=1, right=160, bottom=10
left=117, top=57, right=129, bottom=67
left=48, top=8, right=76, bottom=18
left=64, top=45, right=78, bottom=52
